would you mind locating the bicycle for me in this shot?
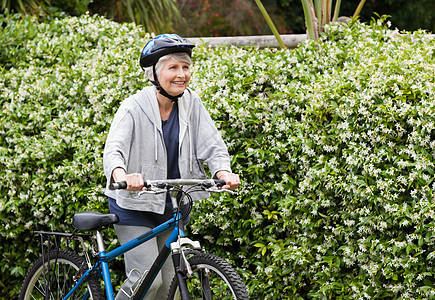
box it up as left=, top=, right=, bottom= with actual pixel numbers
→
left=19, top=178, right=250, bottom=300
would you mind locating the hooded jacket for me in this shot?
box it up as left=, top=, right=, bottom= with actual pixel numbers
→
left=103, top=86, right=232, bottom=214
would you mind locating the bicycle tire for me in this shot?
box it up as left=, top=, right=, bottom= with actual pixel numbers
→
left=167, top=252, right=250, bottom=300
left=19, top=249, right=104, bottom=300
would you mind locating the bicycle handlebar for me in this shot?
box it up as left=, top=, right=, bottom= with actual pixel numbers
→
left=110, top=182, right=127, bottom=190
left=109, top=179, right=226, bottom=191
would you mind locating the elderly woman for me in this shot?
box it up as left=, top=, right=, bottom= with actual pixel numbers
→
left=103, top=34, right=240, bottom=299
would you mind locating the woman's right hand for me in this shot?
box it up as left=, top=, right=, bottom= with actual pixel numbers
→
left=112, top=168, right=146, bottom=191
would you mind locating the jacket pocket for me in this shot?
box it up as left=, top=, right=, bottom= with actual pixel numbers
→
left=190, top=159, right=207, bottom=179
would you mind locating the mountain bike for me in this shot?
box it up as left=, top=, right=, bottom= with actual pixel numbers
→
left=18, top=178, right=250, bottom=300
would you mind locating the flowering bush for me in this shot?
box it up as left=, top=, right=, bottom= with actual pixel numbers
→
left=190, top=19, right=435, bottom=299
left=1, top=12, right=435, bottom=299
left=0, top=12, right=147, bottom=296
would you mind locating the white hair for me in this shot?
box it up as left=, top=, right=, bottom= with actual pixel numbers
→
left=143, top=52, right=192, bottom=81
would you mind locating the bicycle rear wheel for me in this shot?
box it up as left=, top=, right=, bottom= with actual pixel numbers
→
left=19, top=249, right=103, bottom=300
left=167, top=252, right=249, bottom=300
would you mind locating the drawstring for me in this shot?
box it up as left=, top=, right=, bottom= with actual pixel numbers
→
left=188, top=124, right=192, bottom=172
left=154, top=125, right=158, bottom=162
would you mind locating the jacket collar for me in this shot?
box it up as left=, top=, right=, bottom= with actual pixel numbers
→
left=131, top=86, right=194, bottom=169
left=132, top=86, right=192, bottom=132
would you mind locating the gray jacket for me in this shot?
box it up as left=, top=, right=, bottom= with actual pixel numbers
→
left=103, top=86, right=232, bottom=214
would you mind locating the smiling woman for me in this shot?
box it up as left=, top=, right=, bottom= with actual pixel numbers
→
left=102, top=34, right=240, bottom=299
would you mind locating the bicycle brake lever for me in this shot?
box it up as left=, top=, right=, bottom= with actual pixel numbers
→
left=205, top=188, right=235, bottom=194
left=221, top=189, right=235, bottom=194
left=137, top=190, right=165, bottom=196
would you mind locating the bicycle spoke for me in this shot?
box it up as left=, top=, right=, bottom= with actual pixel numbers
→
left=168, top=252, right=249, bottom=300
left=33, top=278, right=45, bottom=297
left=19, top=250, right=103, bottom=300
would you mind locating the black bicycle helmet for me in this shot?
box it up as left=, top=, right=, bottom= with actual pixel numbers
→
left=139, top=34, right=195, bottom=102
left=140, top=34, right=195, bottom=70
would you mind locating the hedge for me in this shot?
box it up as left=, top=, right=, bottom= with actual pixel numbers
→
left=1, top=12, right=435, bottom=299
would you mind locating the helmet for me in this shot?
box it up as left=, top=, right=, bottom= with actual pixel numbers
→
left=139, top=34, right=195, bottom=69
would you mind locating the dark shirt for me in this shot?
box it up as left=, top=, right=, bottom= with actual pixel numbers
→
left=162, top=103, right=181, bottom=180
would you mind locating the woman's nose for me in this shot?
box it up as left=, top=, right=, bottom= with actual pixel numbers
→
left=177, top=70, right=186, bottom=78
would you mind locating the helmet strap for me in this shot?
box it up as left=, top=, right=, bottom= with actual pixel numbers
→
left=151, top=65, right=184, bottom=102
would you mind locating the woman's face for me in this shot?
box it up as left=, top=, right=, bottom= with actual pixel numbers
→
left=158, top=57, right=191, bottom=96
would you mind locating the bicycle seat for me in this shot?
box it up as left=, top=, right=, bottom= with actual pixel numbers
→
left=73, top=211, right=119, bottom=231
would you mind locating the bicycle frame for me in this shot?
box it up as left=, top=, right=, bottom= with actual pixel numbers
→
left=64, top=211, right=186, bottom=300
left=31, top=179, right=229, bottom=300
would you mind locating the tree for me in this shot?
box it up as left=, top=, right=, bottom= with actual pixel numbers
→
left=359, top=0, right=435, bottom=32
left=0, top=0, right=180, bottom=34
left=300, top=0, right=366, bottom=40
left=1, top=0, right=49, bottom=15
left=278, top=0, right=435, bottom=34
left=88, top=0, right=180, bottom=34
left=173, top=0, right=291, bottom=37
left=254, top=0, right=287, bottom=48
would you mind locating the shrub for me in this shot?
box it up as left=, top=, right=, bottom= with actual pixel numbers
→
left=0, top=12, right=147, bottom=296
left=189, top=18, right=435, bottom=298
left=1, top=12, right=435, bottom=299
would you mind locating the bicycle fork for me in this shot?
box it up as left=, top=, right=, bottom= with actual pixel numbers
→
left=170, top=237, right=205, bottom=300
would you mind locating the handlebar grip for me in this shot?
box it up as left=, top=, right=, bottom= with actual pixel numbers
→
left=109, top=182, right=127, bottom=190
left=214, top=179, right=226, bottom=187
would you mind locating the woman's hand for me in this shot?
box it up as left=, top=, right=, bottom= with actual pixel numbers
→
left=112, top=168, right=146, bottom=191
left=216, top=170, right=240, bottom=190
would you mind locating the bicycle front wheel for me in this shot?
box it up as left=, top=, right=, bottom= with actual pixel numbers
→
left=167, top=252, right=250, bottom=300
left=19, top=249, right=103, bottom=300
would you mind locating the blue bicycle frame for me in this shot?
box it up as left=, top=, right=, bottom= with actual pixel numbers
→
left=65, top=211, right=185, bottom=300
left=26, top=179, right=232, bottom=300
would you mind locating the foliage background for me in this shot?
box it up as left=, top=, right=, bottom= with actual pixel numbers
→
left=1, top=0, right=434, bottom=36
left=276, top=0, right=435, bottom=35
left=1, top=12, right=435, bottom=299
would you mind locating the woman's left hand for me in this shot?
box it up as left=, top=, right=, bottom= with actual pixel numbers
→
left=216, top=171, right=240, bottom=190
